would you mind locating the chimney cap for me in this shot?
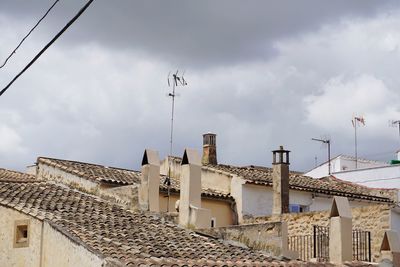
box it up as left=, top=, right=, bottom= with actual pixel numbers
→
left=203, top=132, right=216, bottom=136
left=272, top=145, right=290, bottom=153
left=182, top=148, right=201, bottom=166
left=141, top=149, right=160, bottom=166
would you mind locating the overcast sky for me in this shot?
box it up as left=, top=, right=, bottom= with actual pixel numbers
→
left=1, top=1, right=400, bottom=172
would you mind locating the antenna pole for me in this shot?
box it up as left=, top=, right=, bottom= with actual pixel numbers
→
left=169, top=80, right=176, bottom=156
left=354, top=119, right=358, bottom=169
left=165, top=70, right=187, bottom=212
left=311, top=138, right=331, bottom=175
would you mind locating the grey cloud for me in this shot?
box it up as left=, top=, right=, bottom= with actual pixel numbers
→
left=1, top=0, right=398, bottom=68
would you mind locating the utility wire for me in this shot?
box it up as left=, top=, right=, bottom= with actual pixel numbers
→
left=0, top=0, right=95, bottom=97
left=0, top=0, right=60, bottom=69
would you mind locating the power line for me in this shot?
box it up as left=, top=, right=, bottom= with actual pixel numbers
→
left=0, top=0, right=95, bottom=97
left=0, top=0, right=60, bottom=69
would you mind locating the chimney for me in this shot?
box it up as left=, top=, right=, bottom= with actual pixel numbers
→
left=139, top=149, right=160, bottom=212
left=179, top=148, right=211, bottom=228
left=202, top=133, right=217, bottom=165
left=272, top=146, right=290, bottom=215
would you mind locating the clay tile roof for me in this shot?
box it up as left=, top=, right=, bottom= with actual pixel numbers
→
left=204, top=164, right=396, bottom=203
left=0, top=168, right=36, bottom=183
left=160, top=175, right=233, bottom=200
left=38, top=157, right=233, bottom=200
left=38, top=157, right=140, bottom=185
left=0, top=175, right=295, bottom=266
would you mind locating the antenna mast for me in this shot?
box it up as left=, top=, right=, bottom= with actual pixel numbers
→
left=164, top=70, right=187, bottom=212
left=390, top=120, right=400, bottom=144
left=352, top=116, right=365, bottom=169
left=312, top=137, right=331, bottom=175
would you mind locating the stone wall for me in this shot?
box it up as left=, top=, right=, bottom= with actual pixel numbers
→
left=244, top=204, right=391, bottom=262
left=197, top=222, right=284, bottom=256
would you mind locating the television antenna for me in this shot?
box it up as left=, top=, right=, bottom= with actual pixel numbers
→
left=164, top=70, right=187, bottom=211
left=352, top=116, right=365, bottom=169
left=389, top=120, right=400, bottom=143
left=311, top=137, right=331, bottom=175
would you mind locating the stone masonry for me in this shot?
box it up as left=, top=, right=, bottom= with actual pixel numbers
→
left=245, top=204, right=392, bottom=262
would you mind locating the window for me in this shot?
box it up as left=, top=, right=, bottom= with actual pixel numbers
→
left=211, top=217, right=216, bottom=228
left=14, top=220, right=30, bottom=248
left=289, top=204, right=309, bottom=213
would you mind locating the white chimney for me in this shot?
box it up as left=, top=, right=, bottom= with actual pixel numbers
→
left=179, top=148, right=211, bottom=228
left=139, top=149, right=160, bottom=212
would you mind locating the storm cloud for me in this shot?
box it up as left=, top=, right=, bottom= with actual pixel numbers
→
left=0, top=1, right=399, bottom=172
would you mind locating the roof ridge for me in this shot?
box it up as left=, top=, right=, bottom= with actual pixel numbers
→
left=37, top=156, right=140, bottom=173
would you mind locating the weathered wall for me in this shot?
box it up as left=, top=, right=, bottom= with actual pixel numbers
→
left=38, top=163, right=99, bottom=194
left=0, top=206, right=42, bottom=267
left=197, top=222, right=284, bottom=256
left=160, top=158, right=232, bottom=193
left=245, top=204, right=392, bottom=262
left=41, top=222, right=104, bottom=267
left=159, top=192, right=234, bottom=227
left=100, top=184, right=138, bottom=210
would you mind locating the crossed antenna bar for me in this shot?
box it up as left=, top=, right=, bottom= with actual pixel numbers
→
left=311, top=137, right=331, bottom=175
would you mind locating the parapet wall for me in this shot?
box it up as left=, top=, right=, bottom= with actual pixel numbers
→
left=197, top=222, right=284, bottom=256
left=244, top=204, right=391, bottom=262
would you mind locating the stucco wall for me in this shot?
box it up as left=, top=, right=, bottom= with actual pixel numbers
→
left=0, top=206, right=105, bottom=267
left=41, top=222, right=103, bottom=267
left=242, top=183, right=375, bottom=220
left=160, top=158, right=232, bottom=193
left=38, top=163, right=99, bottom=194
left=0, top=206, right=42, bottom=267
left=245, top=204, right=392, bottom=262
left=159, top=193, right=234, bottom=227
left=197, top=222, right=284, bottom=256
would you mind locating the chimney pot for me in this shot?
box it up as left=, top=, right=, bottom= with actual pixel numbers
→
left=202, top=133, right=217, bottom=165
left=272, top=146, right=290, bottom=215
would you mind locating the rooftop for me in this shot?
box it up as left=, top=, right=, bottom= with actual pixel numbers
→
left=0, top=168, right=295, bottom=266
left=206, top=163, right=396, bottom=203
left=38, top=157, right=233, bottom=200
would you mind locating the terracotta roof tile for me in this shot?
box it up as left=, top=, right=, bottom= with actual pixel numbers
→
left=38, top=157, right=233, bottom=200
left=0, top=168, right=36, bottom=183
left=205, top=164, right=396, bottom=203
left=38, top=157, right=141, bottom=185
left=0, top=172, right=302, bottom=266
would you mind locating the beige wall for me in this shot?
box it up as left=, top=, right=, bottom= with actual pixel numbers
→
left=159, top=193, right=234, bottom=227
left=41, top=222, right=103, bottom=267
left=245, top=204, right=391, bottom=262
left=160, top=158, right=232, bottom=194
left=38, top=163, right=99, bottom=194
left=0, top=206, right=104, bottom=267
left=0, top=207, right=42, bottom=267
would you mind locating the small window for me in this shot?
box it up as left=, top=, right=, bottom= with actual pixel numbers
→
left=14, top=220, right=30, bottom=248
left=289, top=204, right=309, bottom=213
left=211, top=217, right=216, bottom=228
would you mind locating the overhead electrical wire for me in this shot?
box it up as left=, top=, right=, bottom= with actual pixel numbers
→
left=0, top=0, right=60, bottom=69
left=0, top=0, right=95, bottom=97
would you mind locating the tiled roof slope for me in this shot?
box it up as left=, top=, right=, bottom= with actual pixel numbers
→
left=159, top=175, right=233, bottom=200
left=205, top=164, right=396, bottom=203
left=0, top=168, right=36, bottom=183
left=38, top=157, right=140, bottom=185
left=39, top=157, right=233, bottom=200
left=0, top=178, right=297, bottom=266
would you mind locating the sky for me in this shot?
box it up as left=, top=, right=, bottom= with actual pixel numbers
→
left=1, top=1, right=400, bottom=172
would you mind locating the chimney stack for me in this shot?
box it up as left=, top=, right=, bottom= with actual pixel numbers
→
left=272, top=146, right=290, bottom=215
left=139, top=149, right=160, bottom=212
left=179, top=148, right=211, bottom=228
left=202, top=133, right=217, bottom=165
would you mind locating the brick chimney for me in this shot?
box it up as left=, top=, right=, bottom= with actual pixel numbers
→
left=202, top=133, right=217, bottom=165
left=272, top=146, right=290, bottom=215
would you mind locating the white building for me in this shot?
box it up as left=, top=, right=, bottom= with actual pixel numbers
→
left=305, top=152, right=400, bottom=189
